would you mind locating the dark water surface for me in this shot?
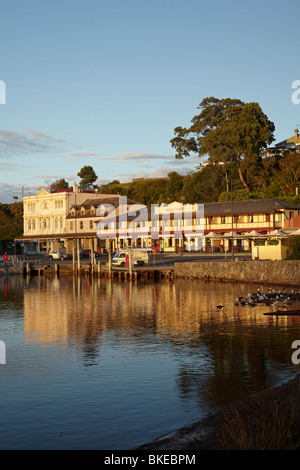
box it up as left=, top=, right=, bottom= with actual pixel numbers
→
left=0, top=275, right=299, bottom=450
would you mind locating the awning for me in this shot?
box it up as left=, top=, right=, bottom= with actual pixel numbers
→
left=204, top=231, right=222, bottom=238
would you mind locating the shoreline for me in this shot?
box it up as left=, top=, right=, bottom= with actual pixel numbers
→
left=137, top=374, right=300, bottom=450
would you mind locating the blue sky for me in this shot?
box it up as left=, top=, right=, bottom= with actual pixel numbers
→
left=0, top=0, right=299, bottom=202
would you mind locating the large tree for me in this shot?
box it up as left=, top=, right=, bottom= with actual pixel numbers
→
left=170, top=97, right=275, bottom=192
left=50, top=178, right=69, bottom=191
left=77, top=165, right=98, bottom=189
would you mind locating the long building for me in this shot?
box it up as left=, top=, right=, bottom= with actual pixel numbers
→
left=17, top=189, right=300, bottom=255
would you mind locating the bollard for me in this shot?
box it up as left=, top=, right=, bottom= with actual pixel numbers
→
left=55, top=264, right=60, bottom=276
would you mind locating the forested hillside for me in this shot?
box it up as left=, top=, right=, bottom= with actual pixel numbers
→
left=0, top=151, right=299, bottom=245
left=0, top=202, right=23, bottom=249
left=98, top=152, right=300, bottom=206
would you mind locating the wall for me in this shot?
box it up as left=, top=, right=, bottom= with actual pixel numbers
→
left=285, top=215, right=300, bottom=229
left=252, top=244, right=288, bottom=260
left=174, top=260, right=300, bottom=286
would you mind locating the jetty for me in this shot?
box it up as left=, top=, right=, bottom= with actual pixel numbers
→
left=1, top=255, right=299, bottom=287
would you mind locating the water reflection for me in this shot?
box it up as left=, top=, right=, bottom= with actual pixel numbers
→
left=21, top=276, right=300, bottom=395
left=0, top=275, right=299, bottom=449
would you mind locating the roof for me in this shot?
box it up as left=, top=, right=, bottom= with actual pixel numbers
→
left=73, top=196, right=141, bottom=208
left=203, top=199, right=300, bottom=216
left=95, top=198, right=300, bottom=223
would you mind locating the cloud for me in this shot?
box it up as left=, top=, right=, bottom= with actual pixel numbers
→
left=103, top=152, right=201, bottom=168
left=0, top=128, right=65, bottom=158
left=0, top=182, right=42, bottom=203
left=117, top=165, right=195, bottom=183
left=0, top=161, right=29, bottom=170
left=106, top=152, right=175, bottom=162
left=68, top=152, right=97, bottom=157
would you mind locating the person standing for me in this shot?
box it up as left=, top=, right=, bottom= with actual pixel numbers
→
left=3, top=252, right=8, bottom=263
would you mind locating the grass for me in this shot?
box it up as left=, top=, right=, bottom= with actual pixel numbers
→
left=217, top=377, right=300, bottom=450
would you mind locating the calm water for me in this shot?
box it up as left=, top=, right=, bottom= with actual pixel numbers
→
left=0, top=274, right=299, bottom=450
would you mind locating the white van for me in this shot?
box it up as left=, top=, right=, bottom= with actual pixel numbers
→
left=112, top=248, right=152, bottom=267
left=49, top=250, right=72, bottom=260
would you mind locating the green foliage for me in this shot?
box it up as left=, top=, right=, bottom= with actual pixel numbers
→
left=182, top=164, right=226, bottom=203
left=77, top=165, right=98, bottom=188
left=170, top=97, right=275, bottom=192
left=285, top=236, right=300, bottom=260
left=50, top=178, right=69, bottom=191
left=218, top=189, right=250, bottom=202
left=0, top=202, right=23, bottom=245
left=96, top=151, right=299, bottom=206
left=98, top=178, right=170, bottom=205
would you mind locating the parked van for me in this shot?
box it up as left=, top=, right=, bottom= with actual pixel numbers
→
left=49, top=250, right=72, bottom=260
left=112, top=248, right=152, bottom=267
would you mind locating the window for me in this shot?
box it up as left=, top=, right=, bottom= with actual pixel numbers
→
left=28, top=202, right=35, bottom=212
left=248, top=214, right=253, bottom=223
left=55, top=200, right=63, bottom=209
left=80, top=221, right=83, bottom=230
left=89, top=220, right=93, bottom=229
left=221, top=216, right=226, bottom=224
left=70, top=221, right=74, bottom=230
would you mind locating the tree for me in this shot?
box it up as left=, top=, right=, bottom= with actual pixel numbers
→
left=168, top=171, right=183, bottom=200
left=182, top=164, right=226, bottom=203
left=50, top=178, right=69, bottom=191
left=77, top=165, right=98, bottom=189
left=285, top=236, right=300, bottom=260
left=170, top=97, right=275, bottom=192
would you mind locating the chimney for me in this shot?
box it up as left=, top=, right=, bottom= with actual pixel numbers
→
left=295, top=129, right=299, bottom=138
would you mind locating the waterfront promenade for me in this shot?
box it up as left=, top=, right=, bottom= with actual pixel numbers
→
left=1, top=252, right=299, bottom=287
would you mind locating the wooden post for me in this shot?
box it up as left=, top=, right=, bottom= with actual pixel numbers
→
left=73, top=240, right=76, bottom=272
left=128, top=247, right=133, bottom=279
left=108, top=246, right=112, bottom=276
left=77, top=238, right=81, bottom=272
left=90, top=238, right=94, bottom=273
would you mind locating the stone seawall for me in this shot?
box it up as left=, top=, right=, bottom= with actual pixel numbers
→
left=174, top=260, right=300, bottom=286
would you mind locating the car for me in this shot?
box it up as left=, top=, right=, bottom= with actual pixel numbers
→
left=79, top=249, right=100, bottom=259
left=49, top=250, right=72, bottom=261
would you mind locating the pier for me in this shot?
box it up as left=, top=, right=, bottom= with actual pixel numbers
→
left=21, top=262, right=175, bottom=282
left=1, top=255, right=299, bottom=287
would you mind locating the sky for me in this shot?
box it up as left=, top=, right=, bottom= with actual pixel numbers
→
left=0, top=0, right=299, bottom=203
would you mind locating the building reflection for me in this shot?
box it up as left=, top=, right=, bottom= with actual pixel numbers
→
left=19, top=275, right=300, bottom=410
